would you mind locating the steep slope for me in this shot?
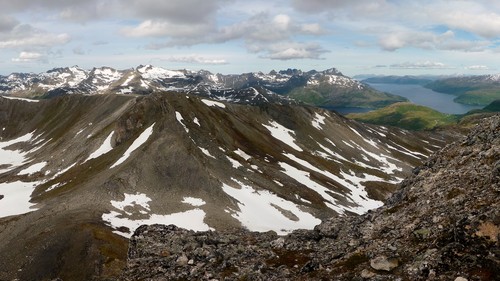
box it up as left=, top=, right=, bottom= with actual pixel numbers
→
left=0, top=92, right=450, bottom=280
left=123, top=115, right=500, bottom=281
left=0, top=66, right=405, bottom=108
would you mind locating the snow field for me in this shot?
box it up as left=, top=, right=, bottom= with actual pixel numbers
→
left=222, top=179, right=321, bottom=235
left=0, top=132, right=34, bottom=173
left=102, top=192, right=211, bottom=238
left=0, top=181, right=42, bottom=218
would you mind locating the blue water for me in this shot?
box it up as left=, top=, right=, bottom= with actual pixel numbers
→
left=368, top=83, right=483, bottom=114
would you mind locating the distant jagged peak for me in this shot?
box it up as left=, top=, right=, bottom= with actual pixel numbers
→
left=45, top=65, right=86, bottom=75
left=278, top=68, right=303, bottom=76
left=486, top=73, right=500, bottom=82
left=321, top=67, right=343, bottom=76
left=135, top=64, right=188, bottom=80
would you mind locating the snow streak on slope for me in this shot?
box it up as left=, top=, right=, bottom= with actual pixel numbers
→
left=280, top=152, right=384, bottom=214
left=110, top=123, right=155, bottom=168
left=222, top=179, right=321, bottom=235
left=175, top=112, right=189, bottom=133
left=18, top=161, right=47, bottom=176
left=85, top=131, right=114, bottom=161
left=226, top=156, right=243, bottom=169
left=1, top=96, right=39, bottom=103
left=263, top=121, right=303, bottom=152
left=201, top=99, right=226, bottom=108
left=234, top=149, right=251, bottom=161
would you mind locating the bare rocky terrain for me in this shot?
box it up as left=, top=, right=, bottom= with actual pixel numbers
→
left=122, top=115, right=499, bottom=280
left=0, top=91, right=452, bottom=280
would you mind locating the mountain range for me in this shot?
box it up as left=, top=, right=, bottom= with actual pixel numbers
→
left=0, top=85, right=453, bottom=280
left=0, top=65, right=406, bottom=108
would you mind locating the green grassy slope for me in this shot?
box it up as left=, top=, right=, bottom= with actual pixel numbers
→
left=347, top=102, right=459, bottom=131
left=425, top=79, right=500, bottom=106
left=288, top=85, right=407, bottom=109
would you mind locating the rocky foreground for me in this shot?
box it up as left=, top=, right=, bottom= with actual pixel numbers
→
left=122, top=115, right=500, bottom=281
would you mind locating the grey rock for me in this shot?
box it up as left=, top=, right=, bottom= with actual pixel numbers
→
left=370, top=255, right=399, bottom=272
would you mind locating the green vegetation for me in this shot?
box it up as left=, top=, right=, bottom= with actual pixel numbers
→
left=425, top=78, right=500, bottom=106
left=347, top=102, right=459, bottom=131
left=288, top=85, right=407, bottom=109
left=483, top=99, right=500, bottom=111
left=454, top=89, right=500, bottom=106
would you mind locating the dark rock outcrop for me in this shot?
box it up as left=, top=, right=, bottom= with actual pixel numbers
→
left=123, top=115, right=500, bottom=280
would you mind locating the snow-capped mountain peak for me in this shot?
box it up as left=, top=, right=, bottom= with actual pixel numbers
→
left=0, top=65, right=401, bottom=108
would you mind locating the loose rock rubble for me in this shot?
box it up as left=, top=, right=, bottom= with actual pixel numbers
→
left=122, top=115, right=500, bottom=281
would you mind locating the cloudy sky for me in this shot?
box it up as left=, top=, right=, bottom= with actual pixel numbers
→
left=1, top=0, right=500, bottom=76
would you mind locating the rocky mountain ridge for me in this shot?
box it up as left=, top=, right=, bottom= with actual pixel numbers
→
left=0, top=91, right=450, bottom=280
left=122, top=114, right=500, bottom=280
left=0, top=65, right=405, bottom=108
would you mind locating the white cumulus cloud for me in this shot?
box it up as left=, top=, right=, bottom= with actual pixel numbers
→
left=165, top=55, right=228, bottom=65
left=11, top=51, right=45, bottom=62
left=389, top=61, right=454, bottom=69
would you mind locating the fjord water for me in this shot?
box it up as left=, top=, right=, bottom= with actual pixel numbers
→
left=368, top=83, right=483, bottom=114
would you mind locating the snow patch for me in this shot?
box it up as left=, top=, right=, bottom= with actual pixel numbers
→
left=281, top=153, right=384, bottom=214
left=175, top=112, right=189, bottom=133
left=234, top=149, right=251, bottom=161
left=200, top=147, right=215, bottom=158
left=0, top=132, right=35, bottom=173
left=311, top=112, right=327, bottom=130
left=1, top=96, right=39, bottom=103
left=102, top=192, right=211, bottom=238
left=227, top=156, right=243, bottom=169
left=222, top=179, right=321, bottom=235
left=182, top=197, right=206, bottom=207
left=193, top=117, right=201, bottom=126
left=201, top=99, right=226, bottom=108
left=0, top=181, right=41, bottom=218
left=18, top=161, right=47, bottom=176
left=263, top=121, right=302, bottom=151
left=85, top=131, right=114, bottom=161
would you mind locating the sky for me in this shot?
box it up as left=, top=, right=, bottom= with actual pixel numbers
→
left=1, top=0, right=500, bottom=76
